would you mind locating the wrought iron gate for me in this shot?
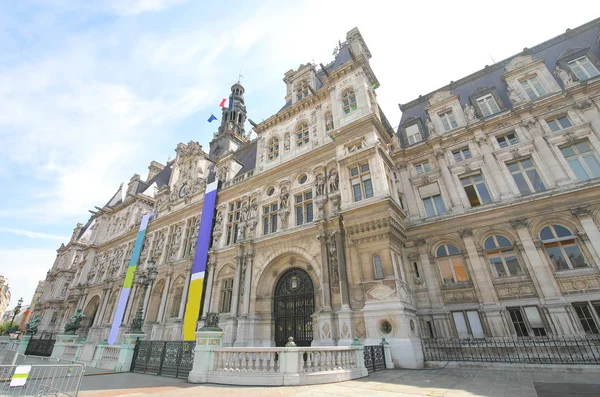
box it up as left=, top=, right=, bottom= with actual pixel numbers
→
left=24, top=334, right=55, bottom=357
left=131, top=340, right=195, bottom=378
left=364, top=345, right=386, bottom=372
left=274, top=268, right=315, bottom=347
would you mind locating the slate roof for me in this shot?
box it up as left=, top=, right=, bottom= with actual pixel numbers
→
left=234, top=140, right=258, bottom=177
left=396, top=18, right=600, bottom=147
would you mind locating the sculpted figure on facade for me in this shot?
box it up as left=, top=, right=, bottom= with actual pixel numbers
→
left=328, top=169, right=339, bottom=193
left=169, top=224, right=182, bottom=260
left=280, top=187, right=290, bottom=209
left=426, top=117, right=435, bottom=135
left=212, top=211, right=223, bottom=247
left=315, top=174, right=326, bottom=196
left=284, top=133, right=291, bottom=151
left=555, top=65, right=574, bottom=87
left=463, top=103, right=478, bottom=122
left=325, top=112, right=334, bottom=132
left=508, top=87, right=523, bottom=104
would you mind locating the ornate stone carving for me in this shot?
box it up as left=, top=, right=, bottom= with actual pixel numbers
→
left=367, top=284, right=396, bottom=301
left=169, top=223, right=182, bottom=260
left=463, top=103, right=478, bottom=123
left=571, top=207, right=590, bottom=217
left=508, top=87, right=524, bottom=105
left=426, top=118, right=435, bottom=135
left=574, top=100, right=592, bottom=110
left=328, top=169, right=339, bottom=192
left=315, top=173, right=326, bottom=196
left=458, top=229, right=473, bottom=238
left=554, top=66, right=574, bottom=87
left=509, top=217, right=528, bottom=228
left=414, top=238, right=426, bottom=246
left=325, top=112, right=334, bottom=132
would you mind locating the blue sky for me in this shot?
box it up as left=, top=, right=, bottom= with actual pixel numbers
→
left=0, top=0, right=596, bottom=309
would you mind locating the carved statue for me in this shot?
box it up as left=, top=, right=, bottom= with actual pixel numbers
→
left=64, top=310, right=86, bottom=334
left=214, top=211, right=223, bottom=232
left=463, top=103, right=477, bottom=122
left=328, top=170, right=339, bottom=192
left=315, top=174, right=326, bottom=196
left=325, top=113, right=334, bottom=132
left=280, top=187, right=289, bottom=209
left=199, top=312, right=221, bottom=331
left=508, top=87, right=523, bottom=104
left=426, top=118, right=435, bottom=135
left=284, top=133, right=290, bottom=151
left=26, top=315, right=41, bottom=335
left=249, top=199, right=258, bottom=220
left=555, top=66, right=574, bottom=87
left=239, top=201, right=249, bottom=223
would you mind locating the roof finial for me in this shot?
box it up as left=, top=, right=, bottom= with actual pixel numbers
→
left=238, top=71, right=243, bottom=84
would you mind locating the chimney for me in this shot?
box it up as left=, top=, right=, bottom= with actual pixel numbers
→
left=147, top=161, right=165, bottom=181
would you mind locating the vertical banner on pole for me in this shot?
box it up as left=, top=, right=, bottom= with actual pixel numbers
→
left=107, top=212, right=153, bottom=345
left=183, top=181, right=219, bottom=341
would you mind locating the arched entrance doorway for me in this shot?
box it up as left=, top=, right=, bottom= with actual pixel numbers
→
left=274, top=268, right=314, bottom=347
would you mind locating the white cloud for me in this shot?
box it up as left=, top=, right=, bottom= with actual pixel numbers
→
left=0, top=248, right=56, bottom=307
left=109, top=0, right=187, bottom=16
left=0, top=228, right=68, bottom=241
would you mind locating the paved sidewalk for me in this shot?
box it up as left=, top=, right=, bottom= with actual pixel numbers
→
left=79, top=368, right=600, bottom=397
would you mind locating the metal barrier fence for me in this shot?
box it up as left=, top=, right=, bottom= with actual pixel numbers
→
left=0, top=364, right=84, bottom=397
left=363, top=345, right=386, bottom=372
left=0, top=349, right=23, bottom=366
left=422, top=336, right=600, bottom=364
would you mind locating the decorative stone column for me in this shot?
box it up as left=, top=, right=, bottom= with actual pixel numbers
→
left=188, top=313, right=224, bottom=384
left=178, top=267, right=192, bottom=319
left=397, top=165, right=420, bottom=220
left=93, top=287, right=110, bottom=327
left=415, top=239, right=442, bottom=308
left=475, top=135, right=513, bottom=199
left=571, top=207, right=600, bottom=265
left=157, top=270, right=172, bottom=322
left=522, top=119, right=570, bottom=186
left=435, top=151, right=463, bottom=212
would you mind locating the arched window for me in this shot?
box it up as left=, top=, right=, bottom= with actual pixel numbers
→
left=268, top=137, right=280, bottom=160
left=484, top=235, right=522, bottom=278
left=373, top=255, right=383, bottom=280
left=296, top=122, right=309, bottom=147
left=436, top=244, right=468, bottom=284
left=342, top=88, right=357, bottom=114
left=540, top=224, right=587, bottom=270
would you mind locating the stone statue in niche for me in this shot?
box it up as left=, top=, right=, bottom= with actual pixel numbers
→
left=463, top=103, right=478, bottom=122
left=508, top=87, right=523, bottom=104
left=284, top=133, right=290, bottom=151
left=555, top=66, right=574, bottom=87
left=426, top=118, right=435, bottom=135
left=311, top=111, right=317, bottom=125
left=249, top=199, right=258, bottom=221
left=280, top=187, right=289, bottom=209
left=325, top=113, right=334, bottom=132
left=213, top=211, right=223, bottom=232
left=328, top=170, right=339, bottom=192
left=315, top=174, right=326, bottom=196
left=239, top=201, right=249, bottom=223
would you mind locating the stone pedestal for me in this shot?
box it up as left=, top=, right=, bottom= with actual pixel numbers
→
left=335, top=309, right=354, bottom=345
left=17, top=335, right=31, bottom=355
left=51, top=333, right=80, bottom=359
left=188, top=329, right=224, bottom=383
left=312, top=311, right=336, bottom=346
left=118, top=333, right=146, bottom=372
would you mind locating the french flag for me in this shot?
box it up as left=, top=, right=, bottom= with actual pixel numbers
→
left=219, top=98, right=228, bottom=107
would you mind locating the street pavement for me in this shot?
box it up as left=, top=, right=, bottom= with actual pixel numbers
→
left=79, top=368, right=600, bottom=397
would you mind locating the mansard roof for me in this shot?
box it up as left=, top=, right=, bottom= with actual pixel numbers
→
left=396, top=17, right=600, bottom=146
left=234, top=140, right=257, bottom=177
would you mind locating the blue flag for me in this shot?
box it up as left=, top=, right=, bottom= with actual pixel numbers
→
left=207, top=114, right=217, bottom=123
left=228, top=97, right=233, bottom=109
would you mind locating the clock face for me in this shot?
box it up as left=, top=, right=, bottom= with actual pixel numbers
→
left=179, top=184, right=188, bottom=198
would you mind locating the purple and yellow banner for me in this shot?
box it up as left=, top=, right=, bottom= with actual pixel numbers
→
left=108, top=212, right=153, bottom=345
left=183, top=181, right=219, bottom=340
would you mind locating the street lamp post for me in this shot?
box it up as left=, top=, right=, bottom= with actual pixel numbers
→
left=10, top=298, right=23, bottom=330
left=129, top=260, right=158, bottom=333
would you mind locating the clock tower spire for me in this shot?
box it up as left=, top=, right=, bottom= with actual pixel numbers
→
left=209, top=82, right=249, bottom=158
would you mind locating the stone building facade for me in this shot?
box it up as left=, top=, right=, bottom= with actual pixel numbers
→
left=31, top=19, right=600, bottom=368
left=0, top=275, right=10, bottom=319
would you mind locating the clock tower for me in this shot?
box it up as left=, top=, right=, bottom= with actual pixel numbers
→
left=209, top=82, right=249, bottom=158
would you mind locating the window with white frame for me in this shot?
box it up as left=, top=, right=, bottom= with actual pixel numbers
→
left=496, top=131, right=519, bottom=148
left=546, top=115, right=572, bottom=132
left=540, top=224, right=587, bottom=270
left=573, top=302, right=600, bottom=335
left=452, top=147, right=472, bottom=162
left=219, top=278, right=233, bottom=313
left=295, top=191, right=313, bottom=225
left=452, top=310, right=484, bottom=338
left=476, top=94, right=501, bottom=117
left=508, top=306, right=547, bottom=337
left=561, top=141, right=600, bottom=181
left=519, top=75, right=547, bottom=100
left=415, top=161, right=431, bottom=174
left=373, top=254, right=383, bottom=280
left=268, top=137, right=280, bottom=160
left=405, top=124, right=422, bottom=145
left=226, top=201, right=242, bottom=245
left=460, top=173, right=492, bottom=207
left=567, top=57, right=600, bottom=81
left=296, top=122, right=309, bottom=147
left=507, top=158, right=546, bottom=195
left=484, top=235, right=522, bottom=277
left=436, top=244, right=468, bottom=284
left=262, top=202, right=279, bottom=235
left=350, top=163, right=374, bottom=202
left=438, top=110, right=458, bottom=132
left=423, top=194, right=446, bottom=217
left=342, top=88, right=357, bottom=114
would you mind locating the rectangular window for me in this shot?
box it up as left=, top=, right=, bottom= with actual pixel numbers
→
left=263, top=203, right=279, bottom=235
left=219, top=278, right=233, bottom=313
left=452, top=311, right=484, bottom=338
left=508, top=306, right=547, bottom=337
left=422, top=194, right=446, bottom=217
left=295, top=191, right=314, bottom=225
left=460, top=174, right=492, bottom=207
left=507, top=158, right=546, bottom=195
left=573, top=303, right=599, bottom=334
left=567, top=57, right=600, bottom=81
left=439, top=110, right=458, bottom=132
left=350, top=163, right=374, bottom=202
left=405, top=124, right=422, bottom=145
left=452, top=147, right=472, bottom=162
left=561, top=141, right=600, bottom=181
left=546, top=115, right=572, bottom=132
left=520, top=75, right=547, bottom=100
left=415, top=161, right=431, bottom=174
left=496, top=132, right=519, bottom=148
left=476, top=94, right=501, bottom=117
left=226, top=201, right=242, bottom=245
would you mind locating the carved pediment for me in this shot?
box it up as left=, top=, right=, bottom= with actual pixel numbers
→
left=428, top=90, right=452, bottom=106
left=505, top=55, right=534, bottom=72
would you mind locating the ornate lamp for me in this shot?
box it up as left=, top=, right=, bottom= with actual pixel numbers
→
left=129, top=259, right=158, bottom=333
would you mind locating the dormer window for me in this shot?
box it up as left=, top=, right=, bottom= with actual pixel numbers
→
left=342, top=88, right=357, bottom=114
left=519, top=75, right=547, bottom=100
left=567, top=57, right=599, bottom=81
left=296, top=122, right=309, bottom=147
left=405, top=124, right=422, bottom=145
left=475, top=94, right=500, bottom=117
left=296, top=80, right=309, bottom=101
left=438, top=110, right=458, bottom=132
